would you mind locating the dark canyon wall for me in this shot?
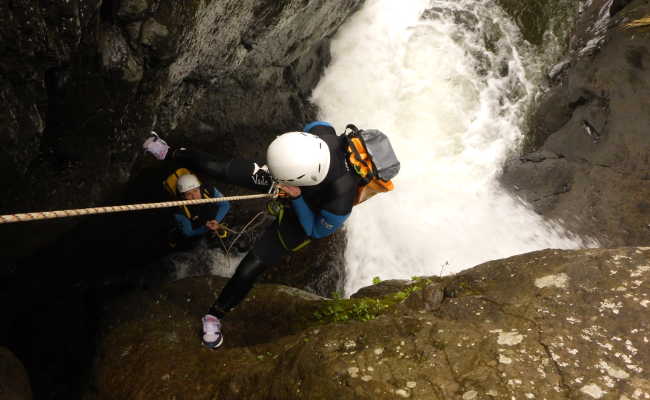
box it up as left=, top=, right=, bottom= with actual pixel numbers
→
left=0, top=0, right=362, bottom=261
left=1, top=0, right=649, bottom=398
left=499, top=0, right=650, bottom=247
left=0, top=1, right=362, bottom=398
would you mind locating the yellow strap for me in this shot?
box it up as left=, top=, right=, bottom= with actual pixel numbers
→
left=181, top=205, right=191, bottom=219
left=215, top=227, right=228, bottom=239
left=267, top=200, right=285, bottom=220
left=291, top=238, right=311, bottom=251
left=276, top=230, right=311, bottom=252
left=267, top=199, right=311, bottom=252
left=181, top=188, right=213, bottom=220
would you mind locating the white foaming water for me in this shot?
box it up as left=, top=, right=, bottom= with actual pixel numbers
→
left=310, top=0, right=596, bottom=296
left=167, top=240, right=245, bottom=280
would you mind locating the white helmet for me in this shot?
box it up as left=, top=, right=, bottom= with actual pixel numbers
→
left=266, top=131, right=330, bottom=186
left=177, top=174, right=201, bottom=193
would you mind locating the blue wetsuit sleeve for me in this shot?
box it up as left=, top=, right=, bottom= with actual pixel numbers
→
left=211, top=187, right=230, bottom=222
left=291, top=196, right=350, bottom=239
left=304, top=121, right=333, bottom=132
left=174, top=214, right=208, bottom=237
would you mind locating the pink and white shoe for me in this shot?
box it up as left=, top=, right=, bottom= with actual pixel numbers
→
left=142, top=131, right=169, bottom=160
left=201, top=314, right=223, bottom=349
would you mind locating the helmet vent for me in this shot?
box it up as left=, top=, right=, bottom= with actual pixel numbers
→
left=296, top=174, right=305, bottom=180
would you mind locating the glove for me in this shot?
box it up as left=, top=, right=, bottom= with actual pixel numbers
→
left=143, top=131, right=169, bottom=160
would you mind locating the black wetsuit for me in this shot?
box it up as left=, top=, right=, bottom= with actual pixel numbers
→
left=174, top=122, right=361, bottom=317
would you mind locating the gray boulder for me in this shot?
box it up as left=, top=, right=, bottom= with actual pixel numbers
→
left=90, top=247, right=650, bottom=399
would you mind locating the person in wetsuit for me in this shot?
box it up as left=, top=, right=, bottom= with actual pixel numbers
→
left=144, top=121, right=361, bottom=348
left=169, top=173, right=231, bottom=251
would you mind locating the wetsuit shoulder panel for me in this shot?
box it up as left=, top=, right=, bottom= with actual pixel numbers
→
left=304, top=121, right=334, bottom=133
left=291, top=196, right=350, bottom=239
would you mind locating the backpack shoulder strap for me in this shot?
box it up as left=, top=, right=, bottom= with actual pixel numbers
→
left=343, top=124, right=376, bottom=184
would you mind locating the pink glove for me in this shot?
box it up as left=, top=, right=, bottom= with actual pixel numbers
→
left=143, top=132, right=169, bottom=160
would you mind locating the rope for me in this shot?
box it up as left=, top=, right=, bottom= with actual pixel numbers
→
left=0, top=193, right=276, bottom=224
left=209, top=211, right=263, bottom=269
left=224, top=211, right=266, bottom=254
left=623, top=16, right=650, bottom=30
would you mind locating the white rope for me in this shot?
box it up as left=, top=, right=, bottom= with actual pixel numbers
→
left=211, top=210, right=267, bottom=271
left=224, top=211, right=267, bottom=254
left=0, top=193, right=276, bottom=224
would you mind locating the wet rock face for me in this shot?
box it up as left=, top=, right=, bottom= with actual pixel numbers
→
left=495, top=0, right=580, bottom=45
left=0, top=0, right=96, bottom=176
left=611, top=0, right=635, bottom=16
left=0, top=1, right=362, bottom=397
left=92, top=247, right=650, bottom=399
left=500, top=0, right=650, bottom=247
left=0, top=0, right=363, bottom=260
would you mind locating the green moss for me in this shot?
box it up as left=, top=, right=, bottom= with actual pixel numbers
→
left=313, top=298, right=389, bottom=322
left=313, top=279, right=436, bottom=323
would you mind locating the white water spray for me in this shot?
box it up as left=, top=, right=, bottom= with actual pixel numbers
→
left=310, top=0, right=596, bottom=295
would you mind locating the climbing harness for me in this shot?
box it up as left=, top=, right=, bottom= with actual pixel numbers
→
left=266, top=198, right=311, bottom=252
left=223, top=211, right=266, bottom=254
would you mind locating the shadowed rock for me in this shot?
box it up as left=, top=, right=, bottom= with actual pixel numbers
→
left=0, top=2, right=363, bottom=397
left=0, top=347, right=32, bottom=400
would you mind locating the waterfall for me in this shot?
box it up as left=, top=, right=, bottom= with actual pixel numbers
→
left=309, top=0, right=597, bottom=296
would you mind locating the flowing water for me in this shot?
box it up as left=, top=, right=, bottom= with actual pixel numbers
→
left=309, top=0, right=598, bottom=296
